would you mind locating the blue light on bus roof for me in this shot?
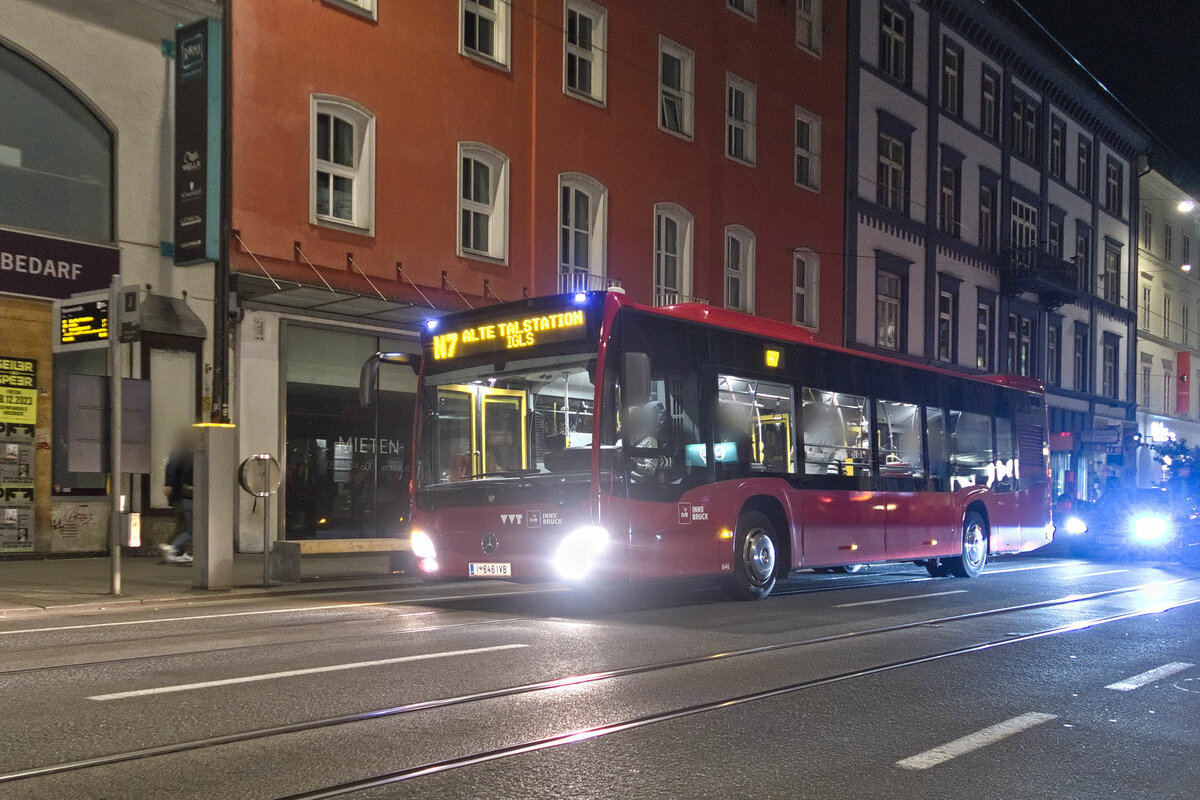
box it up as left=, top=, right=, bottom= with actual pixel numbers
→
left=425, top=318, right=439, bottom=331
left=573, top=292, right=587, bottom=304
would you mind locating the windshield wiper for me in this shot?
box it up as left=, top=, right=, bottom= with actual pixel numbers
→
left=457, top=469, right=541, bottom=481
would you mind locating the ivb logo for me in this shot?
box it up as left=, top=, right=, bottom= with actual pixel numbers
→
left=678, top=503, right=692, bottom=524
left=525, top=511, right=542, bottom=527
left=500, top=513, right=523, bottom=525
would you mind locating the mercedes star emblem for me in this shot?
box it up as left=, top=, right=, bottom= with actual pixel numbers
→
left=481, top=533, right=499, bottom=555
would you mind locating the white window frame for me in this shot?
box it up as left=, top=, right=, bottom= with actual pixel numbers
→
left=794, top=107, right=821, bottom=191
left=724, top=225, right=755, bottom=313
left=563, top=0, right=607, bottom=105
left=793, top=247, right=819, bottom=329
left=937, top=288, right=955, bottom=362
left=326, top=0, right=377, bottom=20
left=457, top=142, right=510, bottom=264
left=653, top=202, right=693, bottom=303
left=558, top=172, right=608, bottom=287
left=1010, top=197, right=1038, bottom=250
left=460, top=0, right=510, bottom=69
left=310, top=95, right=375, bottom=234
left=795, top=0, right=821, bottom=55
left=725, top=73, right=757, bottom=165
left=727, top=0, right=757, bottom=21
left=658, top=37, right=694, bottom=140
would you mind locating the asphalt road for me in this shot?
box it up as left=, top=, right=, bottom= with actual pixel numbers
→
left=0, top=554, right=1197, bottom=799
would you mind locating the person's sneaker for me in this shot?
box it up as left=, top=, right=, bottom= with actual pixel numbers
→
left=159, top=544, right=176, bottom=563
left=176, top=553, right=194, bottom=563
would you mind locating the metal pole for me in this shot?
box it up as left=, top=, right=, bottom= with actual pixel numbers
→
left=262, top=466, right=271, bottom=587
left=213, top=0, right=233, bottom=423
left=108, top=274, right=122, bottom=596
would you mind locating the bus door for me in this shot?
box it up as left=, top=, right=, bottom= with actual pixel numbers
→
left=876, top=401, right=949, bottom=559
left=799, top=389, right=886, bottom=565
left=436, top=384, right=527, bottom=479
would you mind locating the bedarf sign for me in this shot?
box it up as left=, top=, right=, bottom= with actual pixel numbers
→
left=0, top=226, right=120, bottom=300
left=174, top=17, right=222, bottom=265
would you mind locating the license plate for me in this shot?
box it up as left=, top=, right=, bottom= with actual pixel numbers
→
left=468, top=562, right=512, bottom=577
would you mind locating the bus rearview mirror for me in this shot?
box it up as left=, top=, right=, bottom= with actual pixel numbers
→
left=622, top=352, right=651, bottom=406
left=359, top=352, right=421, bottom=406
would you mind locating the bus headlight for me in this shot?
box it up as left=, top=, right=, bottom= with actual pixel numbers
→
left=553, top=526, right=609, bottom=581
left=410, top=530, right=437, bottom=559
left=1063, top=517, right=1088, bottom=535
left=1131, top=515, right=1170, bottom=544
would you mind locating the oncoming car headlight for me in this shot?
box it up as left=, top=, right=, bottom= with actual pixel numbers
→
left=1130, top=515, right=1170, bottom=544
left=553, top=526, right=610, bottom=582
left=410, top=530, right=439, bottom=572
left=1063, top=516, right=1088, bottom=535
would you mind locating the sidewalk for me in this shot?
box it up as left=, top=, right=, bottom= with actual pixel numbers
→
left=0, top=552, right=416, bottom=617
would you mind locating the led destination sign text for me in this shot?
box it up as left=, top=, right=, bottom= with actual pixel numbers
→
left=431, top=310, right=586, bottom=360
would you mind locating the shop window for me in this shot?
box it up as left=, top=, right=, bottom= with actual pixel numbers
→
left=0, top=44, right=113, bottom=242
left=284, top=325, right=417, bottom=539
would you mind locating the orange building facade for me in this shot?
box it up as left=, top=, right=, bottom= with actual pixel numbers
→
left=226, top=1, right=846, bottom=548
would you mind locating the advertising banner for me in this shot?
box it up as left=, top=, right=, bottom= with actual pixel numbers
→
left=0, top=357, right=36, bottom=551
left=174, top=17, right=222, bottom=265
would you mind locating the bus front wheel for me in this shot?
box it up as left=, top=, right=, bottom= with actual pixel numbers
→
left=944, top=511, right=989, bottom=578
left=729, top=511, right=779, bottom=600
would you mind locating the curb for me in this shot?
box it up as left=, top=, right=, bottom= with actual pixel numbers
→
left=0, top=575, right=422, bottom=619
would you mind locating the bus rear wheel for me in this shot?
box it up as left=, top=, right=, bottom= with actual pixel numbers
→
left=944, top=511, right=988, bottom=578
left=729, top=511, right=778, bottom=601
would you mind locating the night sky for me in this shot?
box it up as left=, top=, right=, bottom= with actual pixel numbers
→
left=1009, top=0, right=1200, bottom=191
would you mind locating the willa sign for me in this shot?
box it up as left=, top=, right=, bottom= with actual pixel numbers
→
left=173, top=17, right=222, bottom=266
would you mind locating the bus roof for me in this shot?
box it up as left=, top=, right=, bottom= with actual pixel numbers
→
left=609, top=292, right=1045, bottom=396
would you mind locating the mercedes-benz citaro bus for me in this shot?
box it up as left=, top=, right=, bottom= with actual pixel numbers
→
left=407, top=290, right=1052, bottom=599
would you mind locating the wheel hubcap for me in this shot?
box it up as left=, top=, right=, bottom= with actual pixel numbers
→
left=964, top=523, right=986, bottom=568
left=743, top=528, right=776, bottom=585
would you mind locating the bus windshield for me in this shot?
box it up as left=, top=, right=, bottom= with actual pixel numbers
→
left=419, top=353, right=600, bottom=488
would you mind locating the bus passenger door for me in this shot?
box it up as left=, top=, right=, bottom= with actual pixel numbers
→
left=877, top=401, right=951, bottom=559
left=480, top=389, right=528, bottom=473
left=799, top=389, right=886, bottom=565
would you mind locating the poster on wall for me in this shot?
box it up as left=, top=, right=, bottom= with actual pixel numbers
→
left=0, top=358, right=36, bottom=552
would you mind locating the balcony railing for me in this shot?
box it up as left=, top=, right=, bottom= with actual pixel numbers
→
left=653, top=291, right=709, bottom=307
left=557, top=272, right=622, bottom=294
left=999, top=247, right=1082, bottom=310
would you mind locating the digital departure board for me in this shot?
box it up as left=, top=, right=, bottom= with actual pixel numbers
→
left=429, top=308, right=588, bottom=361
left=59, top=300, right=109, bottom=345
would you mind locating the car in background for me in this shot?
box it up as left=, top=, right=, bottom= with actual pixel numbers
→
left=1059, top=487, right=1200, bottom=564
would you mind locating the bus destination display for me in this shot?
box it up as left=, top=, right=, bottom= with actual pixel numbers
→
left=59, top=300, right=109, bottom=345
left=430, top=309, right=586, bottom=361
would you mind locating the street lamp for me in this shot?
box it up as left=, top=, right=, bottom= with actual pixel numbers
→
left=1179, top=199, right=1196, bottom=214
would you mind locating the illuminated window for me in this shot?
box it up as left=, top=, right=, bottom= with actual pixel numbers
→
left=876, top=267, right=904, bottom=351
left=458, top=142, right=509, bottom=262
left=726, top=73, right=756, bottom=164
left=311, top=95, right=374, bottom=233
left=461, top=0, right=510, bottom=67
left=564, top=0, right=606, bottom=103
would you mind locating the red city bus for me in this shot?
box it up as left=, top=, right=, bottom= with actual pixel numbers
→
left=407, top=291, right=1052, bottom=599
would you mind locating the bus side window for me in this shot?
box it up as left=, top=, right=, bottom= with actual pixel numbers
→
left=949, top=410, right=993, bottom=490
left=875, top=400, right=924, bottom=478
left=802, top=388, right=872, bottom=477
left=716, top=375, right=796, bottom=475
left=926, top=407, right=949, bottom=490
left=994, top=407, right=1016, bottom=492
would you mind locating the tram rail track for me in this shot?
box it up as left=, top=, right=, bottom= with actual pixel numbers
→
left=0, top=573, right=1192, bottom=788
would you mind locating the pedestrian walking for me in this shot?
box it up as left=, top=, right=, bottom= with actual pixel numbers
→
left=161, top=429, right=195, bottom=564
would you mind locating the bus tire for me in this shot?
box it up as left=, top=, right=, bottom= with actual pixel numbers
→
left=729, top=511, right=779, bottom=600
left=923, top=559, right=950, bottom=577
left=945, top=511, right=989, bottom=578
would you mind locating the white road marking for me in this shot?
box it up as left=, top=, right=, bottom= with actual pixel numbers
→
left=836, top=589, right=967, bottom=608
left=0, top=605, right=436, bottom=636
left=1067, top=569, right=1128, bottom=579
left=896, top=712, right=1058, bottom=770
left=0, top=586, right=564, bottom=636
left=987, top=561, right=1085, bottom=575
left=88, top=643, right=529, bottom=701
left=1105, top=662, right=1195, bottom=691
